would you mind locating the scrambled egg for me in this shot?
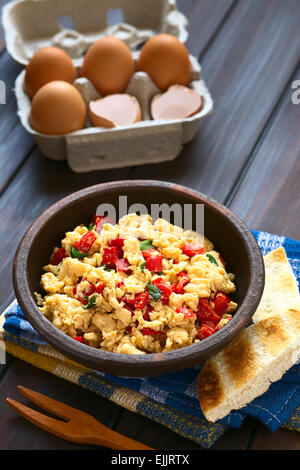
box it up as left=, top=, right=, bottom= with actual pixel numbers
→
left=36, top=214, right=237, bottom=354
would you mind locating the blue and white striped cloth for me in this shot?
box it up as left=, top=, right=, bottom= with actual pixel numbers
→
left=2, top=230, right=300, bottom=441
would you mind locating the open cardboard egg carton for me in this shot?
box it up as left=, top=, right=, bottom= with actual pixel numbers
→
left=2, top=0, right=213, bottom=172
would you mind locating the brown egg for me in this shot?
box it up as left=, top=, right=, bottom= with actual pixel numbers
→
left=30, top=81, right=87, bottom=135
left=24, top=47, right=77, bottom=99
left=137, top=34, right=191, bottom=91
left=89, top=94, right=141, bottom=128
left=151, top=85, right=203, bottom=121
left=81, top=36, right=135, bottom=96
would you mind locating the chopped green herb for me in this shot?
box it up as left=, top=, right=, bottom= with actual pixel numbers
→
left=85, top=295, right=96, bottom=310
left=206, top=253, right=218, bottom=266
left=147, top=281, right=162, bottom=302
left=140, top=239, right=154, bottom=251
left=102, top=264, right=115, bottom=272
left=70, top=246, right=86, bottom=259
left=140, top=261, right=146, bottom=271
left=87, top=223, right=95, bottom=231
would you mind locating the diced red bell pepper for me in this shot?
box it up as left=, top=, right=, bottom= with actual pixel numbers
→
left=102, top=246, right=118, bottom=266
left=95, top=283, right=104, bottom=294
left=145, top=253, right=163, bottom=273
left=73, top=285, right=88, bottom=304
left=73, top=336, right=89, bottom=345
left=109, top=238, right=125, bottom=258
left=122, top=292, right=149, bottom=310
left=176, top=307, right=195, bottom=318
left=219, top=256, right=227, bottom=267
left=213, top=292, right=230, bottom=315
left=142, top=248, right=157, bottom=259
left=125, top=326, right=132, bottom=334
left=123, top=304, right=135, bottom=316
left=95, top=216, right=114, bottom=234
left=74, top=335, right=84, bottom=343
left=115, top=258, right=131, bottom=273
left=50, top=247, right=67, bottom=266
left=197, top=298, right=221, bottom=325
left=134, top=292, right=149, bottom=310
left=116, top=281, right=125, bottom=289
left=73, top=278, right=95, bottom=304
left=172, top=271, right=190, bottom=294
left=91, top=214, right=104, bottom=225
left=151, top=277, right=172, bottom=304
left=142, top=248, right=163, bottom=271
left=181, top=243, right=204, bottom=258
left=121, top=295, right=135, bottom=308
left=83, top=279, right=96, bottom=296
left=74, top=231, right=97, bottom=254
left=143, top=304, right=153, bottom=321
left=196, top=324, right=215, bottom=340
left=121, top=295, right=135, bottom=316
left=142, top=328, right=165, bottom=336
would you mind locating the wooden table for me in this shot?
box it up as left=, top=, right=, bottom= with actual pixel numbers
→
left=0, top=0, right=299, bottom=450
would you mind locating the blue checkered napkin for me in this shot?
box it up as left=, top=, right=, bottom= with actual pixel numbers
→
left=3, top=231, right=300, bottom=433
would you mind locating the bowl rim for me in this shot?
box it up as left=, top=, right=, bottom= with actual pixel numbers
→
left=13, top=180, right=265, bottom=376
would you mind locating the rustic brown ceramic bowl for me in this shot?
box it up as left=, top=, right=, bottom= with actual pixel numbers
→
left=13, top=180, right=264, bottom=377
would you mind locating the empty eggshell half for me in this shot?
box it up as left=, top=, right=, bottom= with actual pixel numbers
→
left=89, top=94, right=142, bottom=128
left=151, top=85, right=203, bottom=121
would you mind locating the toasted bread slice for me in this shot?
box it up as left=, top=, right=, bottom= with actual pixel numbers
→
left=253, top=247, right=300, bottom=323
left=198, top=247, right=300, bottom=422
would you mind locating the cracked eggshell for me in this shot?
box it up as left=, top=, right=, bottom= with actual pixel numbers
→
left=89, top=94, right=142, bottom=128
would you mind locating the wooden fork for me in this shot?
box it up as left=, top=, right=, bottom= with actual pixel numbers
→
left=6, top=386, right=153, bottom=450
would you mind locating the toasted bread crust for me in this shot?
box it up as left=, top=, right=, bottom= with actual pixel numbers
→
left=265, top=246, right=287, bottom=263
left=197, top=360, right=225, bottom=415
left=223, top=330, right=258, bottom=388
left=286, top=309, right=300, bottom=334
left=256, top=315, right=290, bottom=356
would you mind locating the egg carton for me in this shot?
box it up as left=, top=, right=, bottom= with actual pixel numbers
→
left=3, top=0, right=213, bottom=172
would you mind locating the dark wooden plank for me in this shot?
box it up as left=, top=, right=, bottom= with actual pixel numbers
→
left=115, top=408, right=202, bottom=450
left=0, top=53, right=35, bottom=193
left=228, top=67, right=300, bottom=239
left=212, top=417, right=258, bottom=450
left=0, top=359, right=124, bottom=450
left=0, top=0, right=34, bottom=192
left=0, top=354, right=14, bottom=381
left=114, top=406, right=259, bottom=450
left=177, top=0, right=237, bottom=56
left=0, top=1, right=10, bottom=53
left=250, top=426, right=300, bottom=450
left=130, top=0, right=300, bottom=205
